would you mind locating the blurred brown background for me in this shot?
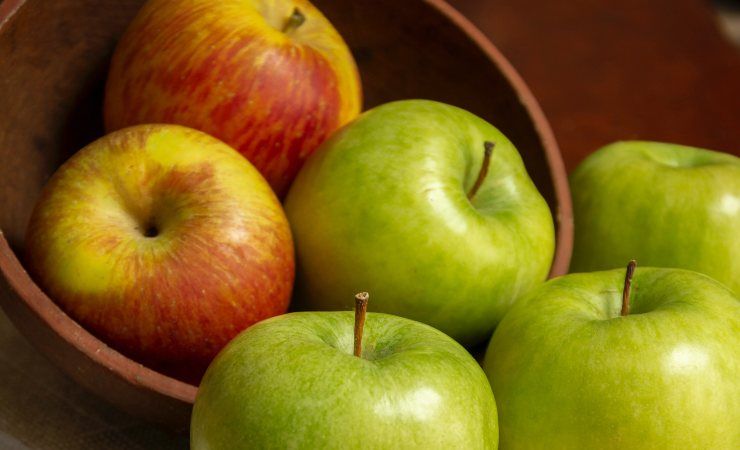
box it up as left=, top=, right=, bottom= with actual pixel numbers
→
left=451, top=0, right=740, bottom=169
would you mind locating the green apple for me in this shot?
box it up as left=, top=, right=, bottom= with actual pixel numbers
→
left=483, top=263, right=740, bottom=449
left=191, top=293, right=498, bottom=449
left=284, top=100, right=555, bottom=346
left=570, top=141, right=740, bottom=293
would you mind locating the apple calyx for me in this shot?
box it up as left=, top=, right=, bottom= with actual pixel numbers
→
left=282, top=7, right=306, bottom=34
left=353, top=292, right=369, bottom=357
left=467, top=141, right=495, bottom=200
left=143, top=224, right=158, bottom=238
left=621, top=260, right=637, bottom=316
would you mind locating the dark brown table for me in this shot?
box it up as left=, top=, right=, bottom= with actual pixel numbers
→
left=451, top=0, right=740, bottom=170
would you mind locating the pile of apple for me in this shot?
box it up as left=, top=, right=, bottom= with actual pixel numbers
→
left=22, top=0, right=739, bottom=448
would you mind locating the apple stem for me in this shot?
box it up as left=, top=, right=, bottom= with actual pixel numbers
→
left=282, top=7, right=306, bottom=33
left=353, top=292, right=369, bottom=358
left=467, top=141, right=495, bottom=200
left=621, top=260, right=637, bottom=316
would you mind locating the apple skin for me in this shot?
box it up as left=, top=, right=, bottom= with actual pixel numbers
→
left=284, top=100, right=555, bottom=346
left=104, top=0, right=362, bottom=197
left=24, top=124, right=294, bottom=380
left=483, top=267, right=740, bottom=449
left=570, top=141, right=740, bottom=293
left=191, top=311, right=498, bottom=449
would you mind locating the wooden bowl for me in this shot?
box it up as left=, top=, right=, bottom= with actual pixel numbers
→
left=0, top=0, right=572, bottom=430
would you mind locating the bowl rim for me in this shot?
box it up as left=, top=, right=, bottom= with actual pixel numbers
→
left=425, top=0, right=573, bottom=277
left=0, top=232, right=200, bottom=402
left=0, top=0, right=573, bottom=411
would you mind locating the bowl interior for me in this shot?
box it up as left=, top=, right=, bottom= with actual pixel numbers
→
left=0, top=0, right=571, bottom=427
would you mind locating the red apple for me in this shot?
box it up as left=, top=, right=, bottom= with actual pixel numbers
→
left=104, top=0, right=362, bottom=197
left=25, top=125, right=294, bottom=381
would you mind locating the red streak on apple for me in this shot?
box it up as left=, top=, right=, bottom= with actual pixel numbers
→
left=104, top=0, right=362, bottom=197
left=25, top=125, right=294, bottom=382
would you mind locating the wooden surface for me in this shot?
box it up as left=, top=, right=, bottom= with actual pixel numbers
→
left=450, top=0, right=740, bottom=169
left=0, top=312, right=186, bottom=449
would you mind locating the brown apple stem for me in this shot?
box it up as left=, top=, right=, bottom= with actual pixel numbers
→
left=621, top=260, right=637, bottom=316
left=353, top=292, right=369, bottom=358
left=467, top=141, right=495, bottom=200
left=282, top=7, right=306, bottom=33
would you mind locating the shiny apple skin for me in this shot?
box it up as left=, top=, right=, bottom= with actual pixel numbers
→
left=104, top=0, right=362, bottom=197
left=570, top=141, right=740, bottom=294
left=192, top=311, right=498, bottom=449
left=284, top=100, right=555, bottom=346
left=25, top=125, right=294, bottom=380
left=484, top=267, right=740, bottom=449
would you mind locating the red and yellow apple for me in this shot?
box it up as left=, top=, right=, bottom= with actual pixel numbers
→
left=104, top=0, right=362, bottom=197
left=25, top=125, right=294, bottom=380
